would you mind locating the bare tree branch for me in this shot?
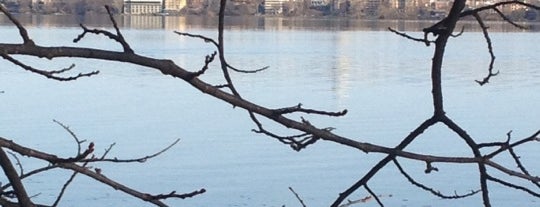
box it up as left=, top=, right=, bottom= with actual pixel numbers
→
left=6, top=151, right=23, bottom=176
left=492, top=8, right=528, bottom=30
left=472, top=13, right=498, bottom=85
left=364, top=184, right=384, bottom=207
left=387, top=27, right=433, bottom=44
left=82, top=138, right=180, bottom=163
left=0, top=4, right=34, bottom=45
left=487, top=175, right=540, bottom=197
left=0, top=137, right=203, bottom=206
left=52, top=161, right=90, bottom=207
left=53, top=119, right=86, bottom=155
left=0, top=53, right=99, bottom=81
left=288, top=187, right=307, bottom=207
left=147, top=189, right=206, bottom=200
left=393, top=159, right=480, bottom=199
left=73, top=6, right=134, bottom=54
left=460, top=1, right=540, bottom=18
left=1, top=165, right=58, bottom=191
left=0, top=148, right=34, bottom=207
left=273, top=103, right=347, bottom=117
left=1, top=1, right=539, bottom=206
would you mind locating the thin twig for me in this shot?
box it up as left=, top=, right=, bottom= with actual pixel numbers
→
left=174, top=31, right=219, bottom=48
left=149, top=189, right=206, bottom=200
left=6, top=151, right=23, bottom=176
left=174, top=31, right=269, bottom=74
left=252, top=127, right=318, bottom=151
left=188, top=51, right=217, bottom=79
left=393, top=159, right=480, bottom=199
left=487, top=175, right=540, bottom=197
left=288, top=187, right=307, bottom=207
left=388, top=27, right=433, bottom=45
left=82, top=139, right=180, bottom=163
left=493, top=7, right=528, bottom=29
left=227, top=63, right=269, bottom=73
left=0, top=53, right=99, bottom=81
left=73, top=6, right=134, bottom=53
left=52, top=162, right=90, bottom=207
left=472, top=12, right=498, bottom=85
left=53, top=119, right=86, bottom=155
left=450, top=26, right=465, bottom=37
left=364, top=184, right=384, bottom=207
left=273, top=103, right=347, bottom=117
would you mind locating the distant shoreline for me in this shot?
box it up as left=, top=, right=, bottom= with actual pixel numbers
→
left=1, top=14, right=539, bottom=33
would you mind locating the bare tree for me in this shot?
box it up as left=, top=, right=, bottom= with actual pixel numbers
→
left=0, top=0, right=539, bottom=207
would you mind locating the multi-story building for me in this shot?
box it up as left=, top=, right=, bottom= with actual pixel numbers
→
left=264, top=0, right=287, bottom=14
left=123, top=0, right=188, bottom=15
left=124, top=0, right=161, bottom=14
left=163, top=0, right=187, bottom=13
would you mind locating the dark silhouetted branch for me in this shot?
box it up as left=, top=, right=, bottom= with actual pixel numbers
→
left=364, top=184, right=384, bottom=207
left=73, top=6, right=133, bottom=54
left=388, top=27, right=433, bottom=45
left=226, top=63, right=269, bottom=73
left=82, top=138, right=180, bottom=163
left=174, top=31, right=219, bottom=48
left=493, top=8, right=528, bottom=30
left=288, top=187, right=307, bottom=207
left=450, top=26, right=465, bottom=37
left=6, top=152, right=23, bottom=176
left=52, top=162, right=90, bottom=207
left=273, top=103, right=347, bottom=117
left=393, top=159, right=480, bottom=199
left=487, top=175, right=540, bottom=197
left=0, top=4, right=34, bottom=45
left=0, top=148, right=34, bottom=207
left=485, top=130, right=540, bottom=159
left=1, top=1, right=539, bottom=206
left=252, top=127, right=318, bottom=151
left=472, top=13, right=498, bottom=86
left=0, top=137, right=203, bottom=206
left=53, top=120, right=86, bottom=155
left=188, top=51, right=217, bottom=79
left=460, top=1, right=540, bottom=18
left=0, top=54, right=99, bottom=81
left=148, top=189, right=206, bottom=200
left=331, top=117, right=438, bottom=207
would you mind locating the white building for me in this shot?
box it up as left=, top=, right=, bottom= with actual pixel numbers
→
left=264, top=0, right=288, bottom=14
left=163, top=0, right=187, bottom=13
left=124, top=0, right=162, bottom=14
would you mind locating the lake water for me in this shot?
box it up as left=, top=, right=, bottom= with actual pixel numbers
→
left=0, top=15, right=539, bottom=207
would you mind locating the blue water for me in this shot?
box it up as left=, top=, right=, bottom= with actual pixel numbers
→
left=0, top=17, right=539, bottom=207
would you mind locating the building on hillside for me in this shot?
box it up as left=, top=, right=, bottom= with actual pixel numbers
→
left=124, top=0, right=161, bottom=14
left=163, top=0, right=187, bottom=13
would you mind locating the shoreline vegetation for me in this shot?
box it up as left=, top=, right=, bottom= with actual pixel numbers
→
left=1, top=0, right=539, bottom=22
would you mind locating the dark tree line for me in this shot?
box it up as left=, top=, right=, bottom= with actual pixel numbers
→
left=0, top=0, right=539, bottom=206
left=1, top=0, right=122, bottom=14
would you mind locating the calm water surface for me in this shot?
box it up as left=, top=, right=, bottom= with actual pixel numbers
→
left=0, top=15, right=539, bottom=206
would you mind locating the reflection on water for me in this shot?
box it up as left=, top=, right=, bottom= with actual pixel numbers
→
left=0, top=15, right=539, bottom=207
left=3, top=14, right=540, bottom=32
